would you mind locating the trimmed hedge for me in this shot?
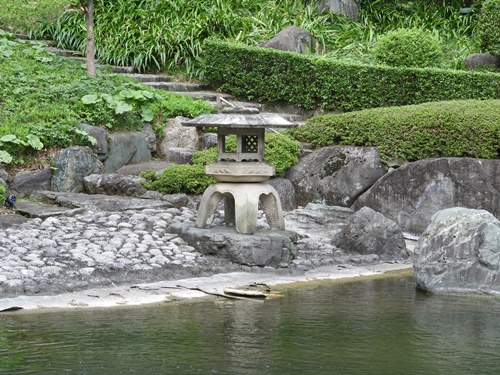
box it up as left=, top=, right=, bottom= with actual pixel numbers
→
left=202, top=40, right=500, bottom=112
left=287, top=99, right=500, bottom=162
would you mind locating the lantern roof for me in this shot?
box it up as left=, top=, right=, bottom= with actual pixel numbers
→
left=181, top=113, right=297, bottom=129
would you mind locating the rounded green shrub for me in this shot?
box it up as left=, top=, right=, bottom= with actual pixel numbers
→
left=371, top=28, right=443, bottom=68
left=141, top=164, right=215, bottom=195
left=475, top=0, right=500, bottom=56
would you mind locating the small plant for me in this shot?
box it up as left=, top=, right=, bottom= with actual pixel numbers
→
left=371, top=28, right=443, bottom=68
left=0, top=185, right=6, bottom=205
left=475, top=0, right=500, bottom=56
left=141, top=164, right=216, bottom=195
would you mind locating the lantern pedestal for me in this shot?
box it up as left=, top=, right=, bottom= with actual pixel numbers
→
left=196, top=182, right=285, bottom=234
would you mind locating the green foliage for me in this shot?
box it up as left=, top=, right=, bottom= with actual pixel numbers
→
left=31, top=0, right=339, bottom=76
left=371, top=28, right=443, bottom=68
left=288, top=99, right=500, bottom=163
left=0, top=0, right=67, bottom=33
left=141, top=164, right=215, bottom=195
left=203, top=40, right=500, bottom=112
left=0, top=31, right=213, bottom=165
left=0, top=185, right=5, bottom=205
left=475, top=0, right=500, bottom=55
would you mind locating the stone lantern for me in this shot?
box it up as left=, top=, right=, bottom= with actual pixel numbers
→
left=182, top=108, right=297, bottom=234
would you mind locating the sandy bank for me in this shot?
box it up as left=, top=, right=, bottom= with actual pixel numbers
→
left=0, top=262, right=411, bottom=312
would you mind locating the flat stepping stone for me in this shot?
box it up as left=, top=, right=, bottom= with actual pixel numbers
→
left=173, top=91, right=235, bottom=101
left=13, top=202, right=85, bottom=219
left=120, top=73, right=175, bottom=82
left=143, top=82, right=206, bottom=91
left=116, top=161, right=174, bottom=175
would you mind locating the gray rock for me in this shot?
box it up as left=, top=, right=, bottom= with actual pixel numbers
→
left=159, top=116, right=199, bottom=157
left=316, top=0, right=359, bottom=19
left=0, top=168, right=8, bottom=182
left=267, top=177, right=296, bottom=211
left=167, top=148, right=196, bottom=164
left=51, top=147, right=103, bottom=193
left=259, top=26, right=313, bottom=54
left=80, top=123, right=108, bottom=160
left=332, top=207, right=407, bottom=259
left=353, top=158, right=500, bottom=234
left=465, top=53, right=500, bottom=71
left=30, top=190, right=172, bottom=212
left=169, top=223, right=297, bottom=267
left=162, top=194, right=188, bottom=208
left=104, top=132, right=151, bottom=173
left=413, top=207, right=500, bottom=296
left=0, top=178, right=7, bottom=189
left=201, top=133, right=218, bottom=149
left=9, top=167, right=52, bottom=198
left=286, top=146, right=386, bottom=207
left=84, top=174, right=148, bottom=197
left=141, top=123, right=157, bottom=153
left=115, top=161, right=173, bottom=176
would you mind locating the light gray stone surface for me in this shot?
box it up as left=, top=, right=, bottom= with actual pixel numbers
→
left=9, top=167, right=52, bottom=198
left=353, top=158, right=500, bottom=234
left=159, top=116, right=199, bottom=156
left=84, top=173, right=148, bottom=197
left=413, top=207, right=500, bottom=296
left=51, top=147, right=103, bottom=193
left=332, top=206, right=407, bottom=260
left=286, top=146, right=387, bottom=207
left=258, top=26, right=313, bottom=54
left=104, top=132, right=151, bottom=173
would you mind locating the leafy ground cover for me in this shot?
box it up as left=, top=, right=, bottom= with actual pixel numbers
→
left=0, top=29, right=213, bottom=166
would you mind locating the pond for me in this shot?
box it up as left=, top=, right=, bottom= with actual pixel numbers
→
left=1, top=274, right=499, bottom=374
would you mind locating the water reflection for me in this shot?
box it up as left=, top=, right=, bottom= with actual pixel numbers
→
left=1, top=275, right=499, bottom=374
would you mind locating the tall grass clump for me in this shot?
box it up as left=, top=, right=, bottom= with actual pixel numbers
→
left=475, top=0, right=500, bottom=56
left=31, top=0, right=342, bottom=76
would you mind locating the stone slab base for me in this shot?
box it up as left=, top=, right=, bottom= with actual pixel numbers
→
left=168, top=223, right=298, bottom=267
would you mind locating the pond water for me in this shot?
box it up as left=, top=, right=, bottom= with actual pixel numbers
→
left=1, top=274, right=500, bottom=374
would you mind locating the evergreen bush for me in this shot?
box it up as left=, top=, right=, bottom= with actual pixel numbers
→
left=371, top=28, right=443, bottom=68
left=475, top=0, right=500, bottom=56
left=287, top=99, right=500, bottom=163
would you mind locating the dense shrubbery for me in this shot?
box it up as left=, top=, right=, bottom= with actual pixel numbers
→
left=143, top=132, right=301, bottom=195
left=203, top=40, right=500, bottom=112
left=0, top=31, right=213, bottom=165
left=371, top=28, right=443, bottom=68
left=287, top=99, right=500, bottom=162
left=141, top=164, right=216, bottom=196
left=475, top=0, right=500, bottom=56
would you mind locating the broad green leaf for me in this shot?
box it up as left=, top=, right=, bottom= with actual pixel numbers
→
left=27, top=134, right=44, bottom=150
left=0, top=150, right=13, bottom=164
left=87, top=136, right=97, bottom=146
left=115, top=101, right=133, bottom=114
left=118, top=89, right=135, bottom=99
left=141, top=105, right=155, bottom=122
left=0, top=134, right=17, bottom=143
left=81, top=94, right=101, bottom=104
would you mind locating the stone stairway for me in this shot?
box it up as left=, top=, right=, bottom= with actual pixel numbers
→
left=5, top=27, right=309, bottom=123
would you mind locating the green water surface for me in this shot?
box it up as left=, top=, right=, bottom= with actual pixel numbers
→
left=1, top=275, right=499, bottom=374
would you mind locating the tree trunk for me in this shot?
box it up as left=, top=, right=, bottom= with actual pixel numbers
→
left=81, top=0, right=96, bottom=77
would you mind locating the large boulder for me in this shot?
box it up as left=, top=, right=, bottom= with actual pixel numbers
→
left=353, top=158, right=500, bottom=234
left=8, top=168, right=52, bottom=198
left=316, top=0, right=359, bottom=20
left=465, top=53, right=500, bottom=71
left=84, top=174, right=148, bottom=197
left=413, top=207, right=500, bottom=296
left=267, top=177, right=297, bottom=211
left=51, top=147, right=103, bottom=193
left=169, top=223, right=297, bottom=267
left=104, top=132, right=151, bottom=173
left=332, top=206, right=407, bottom=260
left=159, top=116, right=199, bottom=157
left=258, top=26, right=313, bottom=54
left=286, top=146, right=387, bottom=207
left=80, top=123, right=108, bottom=161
